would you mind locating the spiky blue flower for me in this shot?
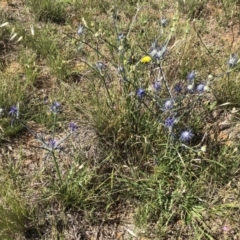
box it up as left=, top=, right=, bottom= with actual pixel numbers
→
left=69, top=122, right=78, bottom=133
left=47, top=139, right=59, bottom=150
left=50, top=101, right=61, bottom=114
left=153, top=81, right=161, bottom=91
left=137, top=88, right=145, bottom=98
left=9, top=105, right=19, bottom=118
left=165, top=117, right=175, bottom=128
left=187, top=71, right=195, bottom=82
left=174, top=83, right=182, bottom=93
left=228, top=54, right=238, bottom=68
left=118, top=33, right=125, bottom=41
left=196, top=83, right=205, bottom=93
left=180, top=130, right=194, bottom=142
left=164, top=99, right=174, bottom=110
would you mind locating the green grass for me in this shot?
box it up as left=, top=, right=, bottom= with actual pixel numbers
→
left=0, top=167, right=28, bottom=239
left=0, top=0, right=240, bottom=239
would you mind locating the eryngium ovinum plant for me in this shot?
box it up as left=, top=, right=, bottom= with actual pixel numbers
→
left=71, top=18, right=239, bottom=167
left=8, top=101, right=78, bottom=186
left=6, top=16, right=236, bottom=172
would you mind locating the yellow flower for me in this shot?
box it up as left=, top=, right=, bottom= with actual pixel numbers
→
left=140, top=56, right=151, bottom=63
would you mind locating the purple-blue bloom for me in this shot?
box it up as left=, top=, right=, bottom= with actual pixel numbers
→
left=69, top=122, right=78, bottom=133
left=137, top=88, right=145, bottom=98
left=165, top=117, right=175, bottom=128
left=50, top=101, right=61, bottom=113
left=153, top=81, right=161, bottom=91
left=187, top=71, right=195, bottom=82
left=180, top=130, right=194, bottom=142
left=164, top=99, right=174, bottom=110
left=196, top=83, right=205, bottom=93
left=9, top=105, right=19, bottom=118
left=47, top=139, right=58, bottom=150
left=174, top=83, right=182, bottom=93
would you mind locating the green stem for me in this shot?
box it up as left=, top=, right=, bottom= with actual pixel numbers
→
left=51, top=151, right=63, bottom=186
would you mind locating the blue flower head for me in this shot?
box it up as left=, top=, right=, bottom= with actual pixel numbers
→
left=165, top=117, right=175, bottom=128
left=47, top=139, right=58, bottom=150
left=187, top=71, right=195, bottom=82
left=153, top=81, right=161, bottom=91
left=9, top=105, right=19, bottom=118
left=137, top=88, right=145, bottom=98
left=180, top=130, right=194, bottom=142
left=69, top=122, right=78, bottom=133
left=196, top=83, right=205, bottom=93
left=174, top=83, right=182, bottom=93
left=50, top=101, right=61, bottom=114
left=164, top=99, right=174, bottom=110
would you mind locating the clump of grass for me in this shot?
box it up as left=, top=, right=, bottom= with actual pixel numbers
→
left=0, top=167, right=28, bottom=239
left=177, top=0, right=207, bottom=19
left=27, top=0, right=67, bottom=24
